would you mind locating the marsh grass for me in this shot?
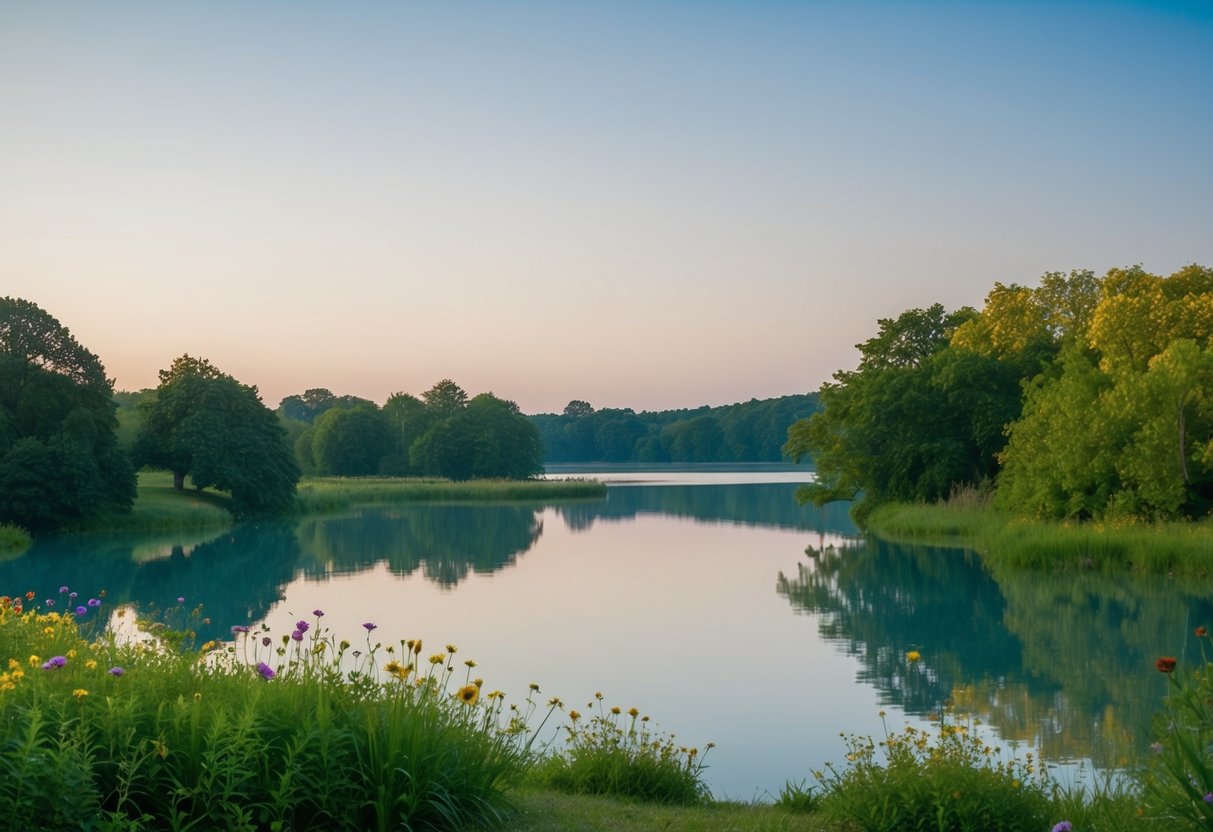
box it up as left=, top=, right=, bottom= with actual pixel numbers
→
left=295, top=476, right=606, bottom=514
left=0, top=591, right=554, bottom=831
left=865, top=501, right=1213, bottom=575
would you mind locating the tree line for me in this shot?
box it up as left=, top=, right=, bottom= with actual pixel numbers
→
left=0, top=298, right=545, bottom=533
left=530, top=394, right=819, bottom=463
left=788, top=263, right=1213, bottom=521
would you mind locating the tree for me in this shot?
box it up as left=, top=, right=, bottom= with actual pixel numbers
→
left=311, top=404, right=392, bottom=476
left=421, top=379, right=468, bottom=416
left=409, top=387, right=542, bottom=480
left=134, top=355, right=299, bottom=516
left=0, top=297, right=135, bottom=531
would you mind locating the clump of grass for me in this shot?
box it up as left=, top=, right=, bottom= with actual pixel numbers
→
left=0, top=524, right=31, bottom=557
left=774, top=779, right=821, bottom=814
left=814, top=711, right=1057, bottom=832
left=0, top=589, right=557, bottom=831
left=529, top=692, right=712, bottom=805
left=295, top=476, right=607, bottom=513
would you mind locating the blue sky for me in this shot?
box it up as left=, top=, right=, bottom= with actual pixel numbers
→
left=2, top=1, right=1210, bottom=413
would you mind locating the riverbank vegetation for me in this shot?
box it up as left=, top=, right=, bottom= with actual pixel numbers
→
left=786, top=264, right=1213, bottom=535
left=0, top=525, right=31, bottom=556
left=3, top=589, right=1185, bottom=831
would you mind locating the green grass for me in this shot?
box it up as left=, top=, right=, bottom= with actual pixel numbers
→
left=0, top=524, right=32, bottom=558
left=865, top=501, right=1213, bottom=575
left=465, top=788, right=831, bottom=832
left=294, top=476, right=607, bottom=514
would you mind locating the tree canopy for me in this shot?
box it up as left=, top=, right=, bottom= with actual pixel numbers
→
left=787, top=264, right=1213, bottom=522
left=0, top=297, right=135, bottom=531
left=135, top=355, right=299, bottom=517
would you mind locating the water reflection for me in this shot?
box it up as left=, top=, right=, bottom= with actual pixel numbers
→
left=294, top=504, right=544, bottom=587
left=557, top=482, right=856, bottom=534
left=779, top=538, right=1213, bottom=767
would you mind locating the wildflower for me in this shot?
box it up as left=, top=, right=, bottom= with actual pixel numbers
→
left=69, top=591, right=78, bottom=599
left=1156, top=656, right=1177, bottom=673
left=464, top=659, right=476, bottom=668
left=611, top=706, right=621, bottom=715
left=24, top=591, right=34, bottom=600
left=231, top=625, right=249, bottom=634
left=1198, top=626, right=1208, bottom=637
left=363, top=622, right=377, bottom=632
left=339, top=639, right=350, bottom=650
left=42, top=656, right=67, bottom=671
left=456, top=684, right=479, bottom=705
left=85, top=660, right=97, bottom=670
left=45, top=599, right=55, bottom=607
left=474, top=678, right=483, bottom=687
left=549, top=696, right=564, bottom=708
left=75, top=605, right=87, bottom=616
left=193, top=692, right=202, bottom=702
left=42, top=626, right=54, bottom=636
left=628, top=707, right=639, bottom=717
left=59, top=586, right=69, bottom=594
left=28, top=656, right=39, bottom=667
left=569, top=710, right=581, bottom=721
left=87, top=598, right=100, bottom=608
left=429, top=654, right=445, bottom=665
left=530, top=682, right=541, bottom=692
left=446, top=643, right=458, bottom=654
left=1052, top=823, right=1073, bottom=832
left=72, top=689, right=88, bottom=699
left=907, top=650, right=922, bottom=663
left=291, top=630, right=304, bottom=642
left=108, top=667, right=124, bottom=677
left=313, top=609, right=324, bottom=617
left=262, top=636, right=272, bottom=647
left=413, top=639, right=422, bottom=654
left=201, top=641, right=218, bottom=652
left=295, top=620, right=310, bottom=633
left=255, top=662, right=276, bottom=680
left=1205, top=794, right=1213, bottom=805
left=177, top=597, right=184, bottom=603
left=1150, top=741, right=1164, bottom=754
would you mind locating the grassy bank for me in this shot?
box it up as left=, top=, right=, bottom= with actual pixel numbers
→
left=295, top=476, right=607, bottom=514
left=866, top=501, right=1213, bottom=574
left=66, top=473, right=607, bottom=536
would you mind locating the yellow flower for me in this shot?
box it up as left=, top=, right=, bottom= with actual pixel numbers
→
left=611, top=706, right=621, bottom=715
left=72, top=689, right=89, bottom=699
left=446, top=643, right=458, bottom=654
left=66, top=649, right=76, bottom=658
left=42, top=626, right=55, bottom=636
left=569, top=710, right=581, bottom=721
left=456, top=684, right=479, bottom=705
left=428, top=654, right=445, bottom=665
left=28, top=655, right=39, bottom=667
left=464, top=659, right=476, bottom=668
left=628, top=707, right=639, bottom=717
left=85, top=660, right=97, bottom=670
left=7, top=658, right=19, bottom=671
left=193, top=692, right=202, bottom=702
left=906, top=650, right=922, bottom=663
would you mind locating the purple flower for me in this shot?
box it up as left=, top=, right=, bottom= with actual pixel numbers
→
left=42, top=656, right=67, bottom=670
left=291, top=630, right=304, bottom=642
left=75, top=605, right=87, bottom=616
left=177, top=597, right=185, bottom=604
left=262, top=636, right=272, bottom=647
left=108, top=667, right=124, bottom=677
left=313, top=609, right=324, bottom=617
left=1205, top=793, right=1213, bottom=804
left=1052, top=823, right=1073, bottom=832
left=45, top=599, right=55, bottom=608
left=59, top=586, right=69, bottom=594
left=363, top=622, right=377, bottom=632
left=231, top=625, right=249, bottom=634
left=69, top=591, right=78, bottom=599
left=87, top=598, right=101, bottom=608
left=295, top=620, right=310, bottom=633
left=255, top=662, right=276, bottom=680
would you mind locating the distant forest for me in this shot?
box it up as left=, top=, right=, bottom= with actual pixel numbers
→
left=529, top=394, right=820, bottom=463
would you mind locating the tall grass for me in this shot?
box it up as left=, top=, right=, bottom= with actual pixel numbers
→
left=865, top=500, right=1213, bottom=575
left=295, top=477, right=607, bottom=514
left=0, top=591, right=549, bottom=831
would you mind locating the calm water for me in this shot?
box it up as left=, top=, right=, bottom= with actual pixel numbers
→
left=4, top=467, right=1211, bottom=798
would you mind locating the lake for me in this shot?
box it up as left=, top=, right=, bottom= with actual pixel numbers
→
left=3, top=465, right=1209, bottom=798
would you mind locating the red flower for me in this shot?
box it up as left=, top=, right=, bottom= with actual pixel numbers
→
left=1197, top=627, right=1208, bottom=638
left=1156, top=657, right=1178, bottom=673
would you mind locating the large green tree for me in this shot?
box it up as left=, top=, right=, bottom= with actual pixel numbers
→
left=134, top=355, right=299, bottom=516
left=0, top=297, right=135, bottom=532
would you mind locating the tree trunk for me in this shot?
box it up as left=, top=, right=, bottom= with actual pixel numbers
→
left=173, top=470, right=185, bottom=491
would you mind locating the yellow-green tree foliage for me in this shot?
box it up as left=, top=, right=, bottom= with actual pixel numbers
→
left=997, top=264, right=1213, bottom=519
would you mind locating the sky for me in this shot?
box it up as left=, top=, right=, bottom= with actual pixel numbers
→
left=2, top=1, right=1211, bottom=415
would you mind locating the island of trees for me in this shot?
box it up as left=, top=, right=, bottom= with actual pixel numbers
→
left=788, top=263, right=1213, bottom=522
